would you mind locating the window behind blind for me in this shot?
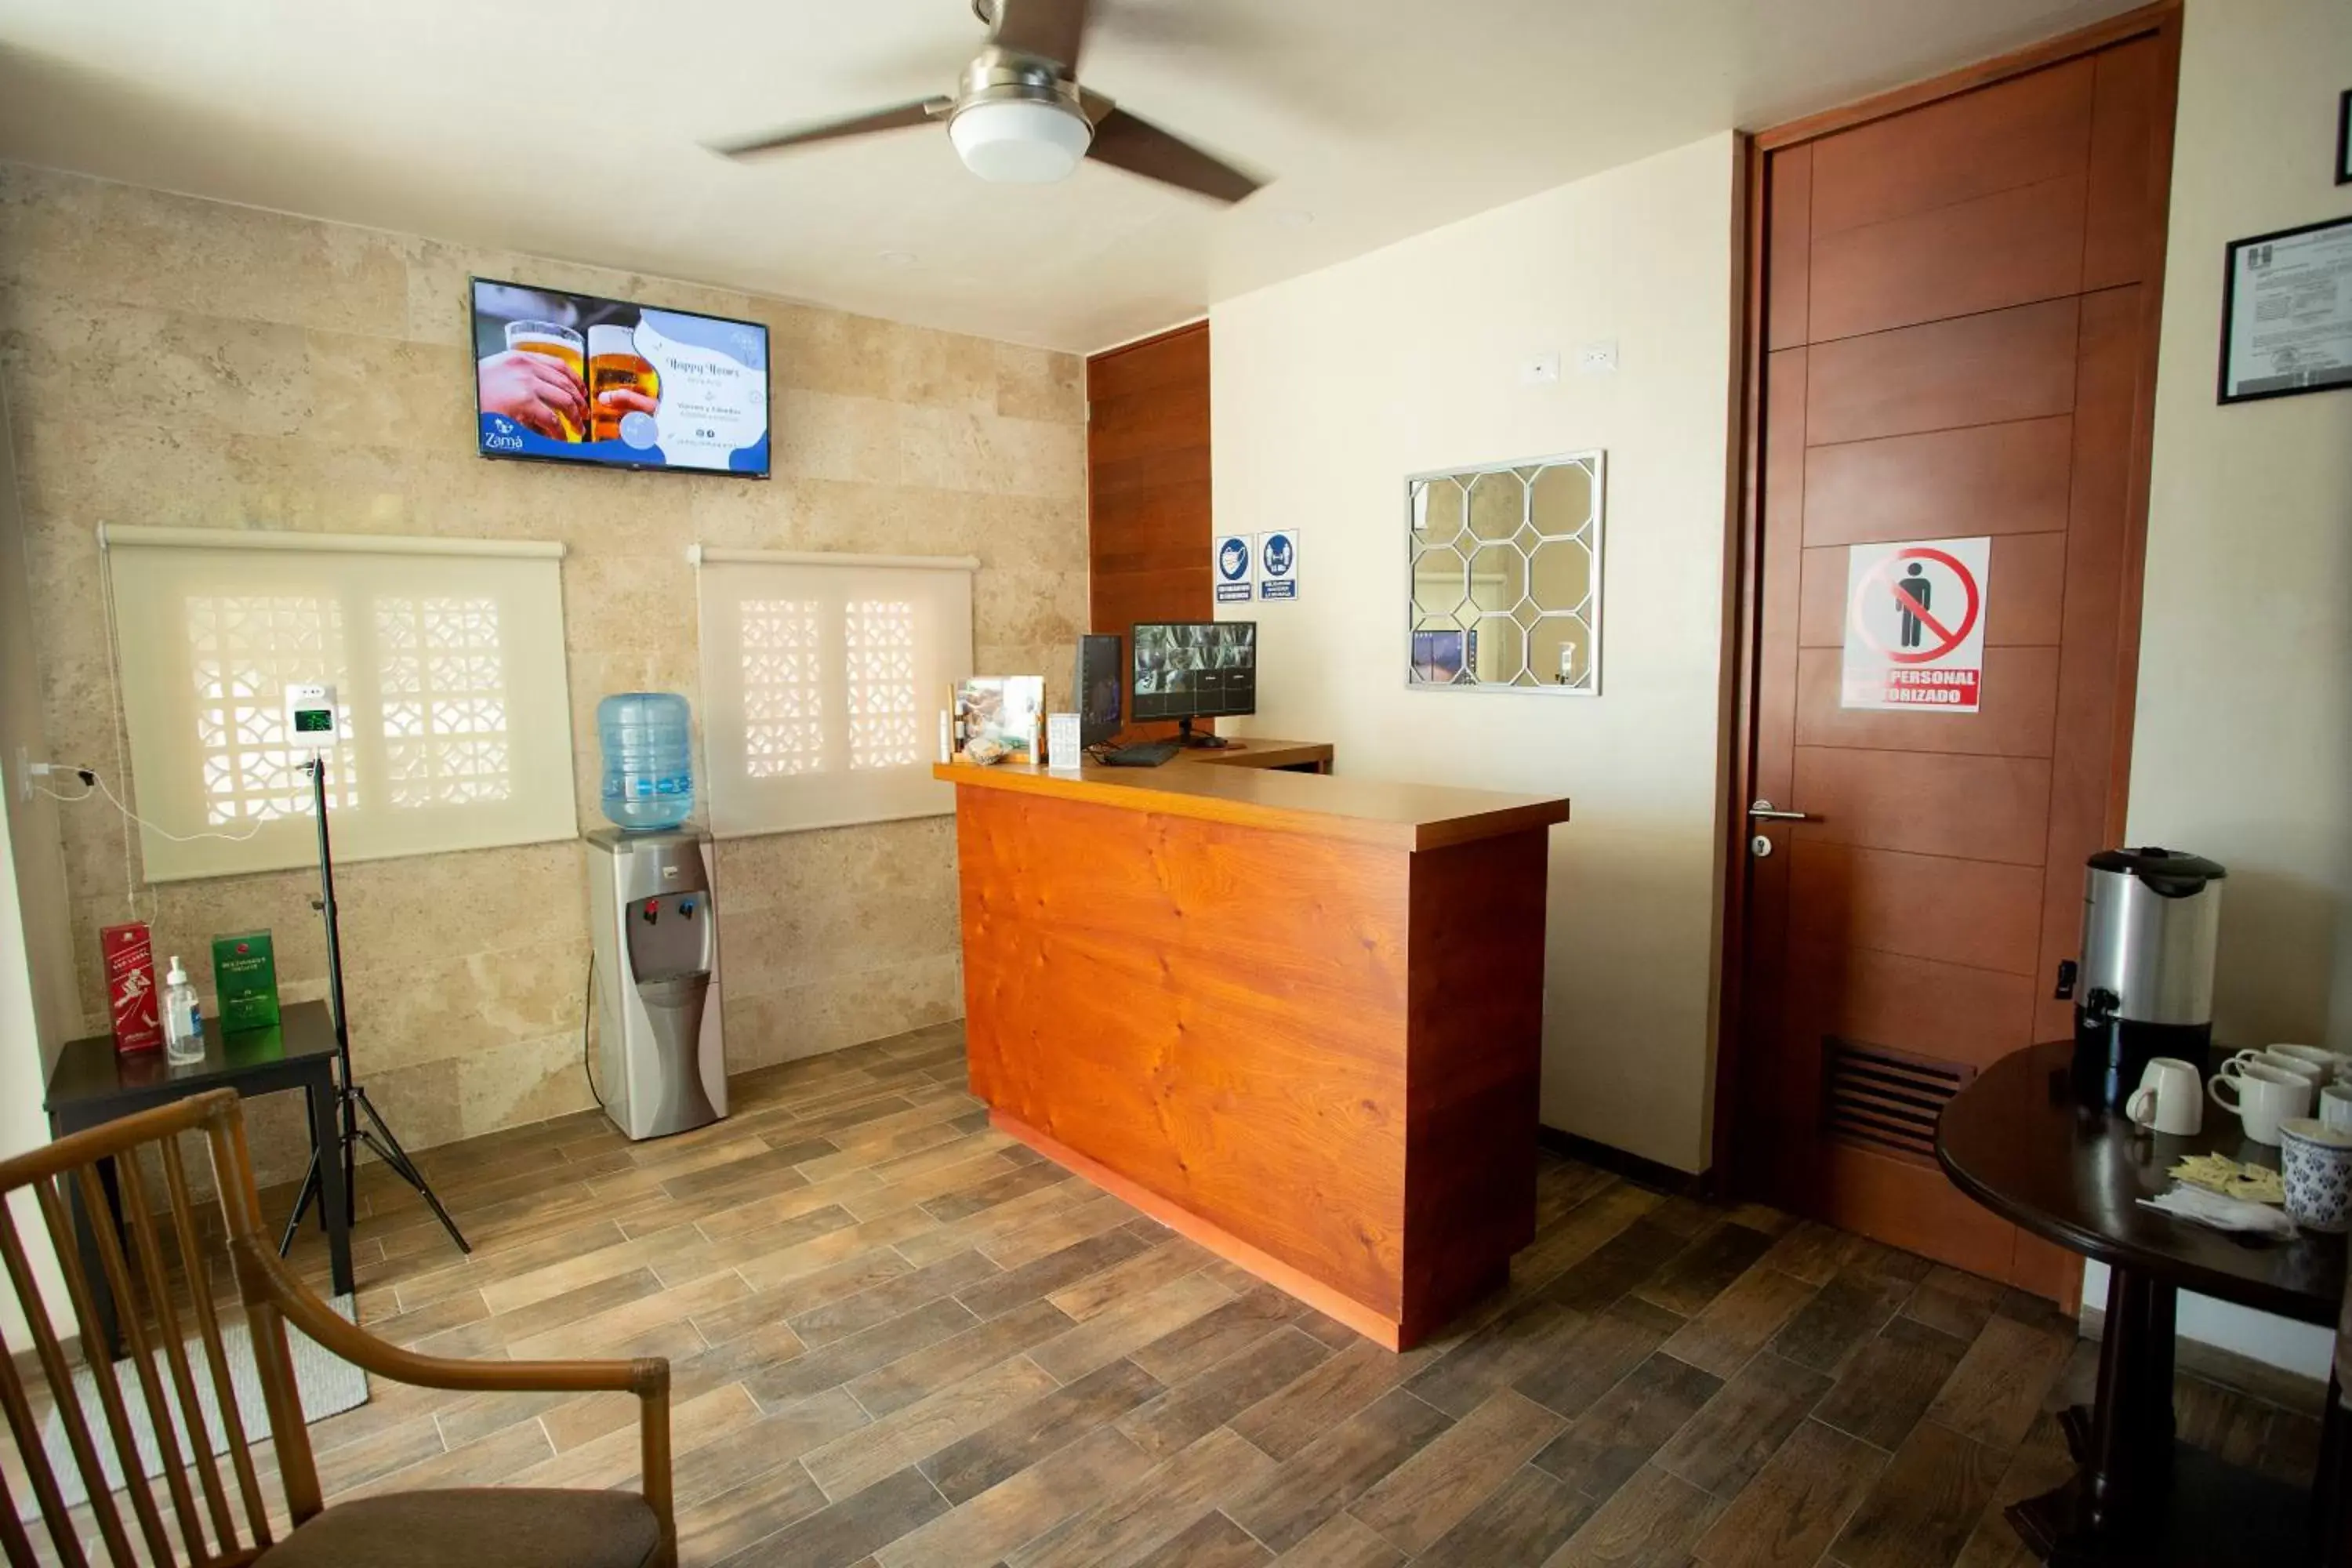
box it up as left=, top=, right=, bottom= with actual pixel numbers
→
left=103, top=527, right=576, bottom=880
left=693, top=549, right=975, bottom=836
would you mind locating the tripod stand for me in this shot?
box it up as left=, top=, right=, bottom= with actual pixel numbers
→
left=278, top=753, right=469, bottom=1263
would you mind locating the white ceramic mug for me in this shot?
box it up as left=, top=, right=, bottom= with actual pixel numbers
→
left=2278, top=1119, right=2352, bottom=1233
left=2125, top=1057, right=2204, bottom=1136
left=2320, top=1083, right=2352, bottom=1134
left=2225, top=1049, right=2327, bottom=1089
left=2210, top=1061, right=2315, bottom=1147
left=2269, top=1044, right=2352, bottom=1083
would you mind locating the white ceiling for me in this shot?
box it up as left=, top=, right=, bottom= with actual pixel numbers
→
left=0, top=0, right=2140, bottom=353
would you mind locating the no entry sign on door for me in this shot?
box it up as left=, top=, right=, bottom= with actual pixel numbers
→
left=1840, top=537, right=1990, bottom=713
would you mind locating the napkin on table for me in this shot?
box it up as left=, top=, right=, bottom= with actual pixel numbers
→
left=2140, top=1183, right=2298, bottom=1239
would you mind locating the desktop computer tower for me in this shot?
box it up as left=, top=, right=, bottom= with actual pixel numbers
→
left=1077, top=633, right=1123, bottom=746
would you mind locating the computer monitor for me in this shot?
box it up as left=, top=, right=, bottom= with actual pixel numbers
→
left=1131, top=621, right=1256, bottom=746
left=1076, top=633, right=1123, bottom=746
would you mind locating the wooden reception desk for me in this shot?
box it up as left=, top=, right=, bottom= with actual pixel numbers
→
left=935, top=741, right=1570, bottom=1348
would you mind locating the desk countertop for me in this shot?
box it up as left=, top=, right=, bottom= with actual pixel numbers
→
left=934, top=739, right=1569, bottom=851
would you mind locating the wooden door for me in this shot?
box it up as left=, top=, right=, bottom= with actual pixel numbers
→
left=1726, top=9, right=2179, bottom=1296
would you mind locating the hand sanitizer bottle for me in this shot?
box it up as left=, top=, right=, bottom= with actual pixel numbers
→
left=162, top=956, right=204, bottom=1065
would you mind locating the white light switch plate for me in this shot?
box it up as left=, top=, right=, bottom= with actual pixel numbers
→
left=1519, top=350, right=1561, bottom=385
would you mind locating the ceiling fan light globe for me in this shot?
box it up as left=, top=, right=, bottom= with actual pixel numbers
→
left=948, top=98, right=1092, bottom=183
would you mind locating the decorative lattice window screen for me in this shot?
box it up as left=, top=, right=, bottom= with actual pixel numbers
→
left=103, top=526, right=577, bottom=880
left=693, top=549, right=975, bottom=837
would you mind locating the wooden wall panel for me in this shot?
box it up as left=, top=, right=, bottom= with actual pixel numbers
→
left=1791, top=748, right=2053, bottom=865
left=1795, top=644, right=2060, bottom=757
left=1798, top=533, right=2067, bottom=648
left=1803, top=416, right=2075, bottom=546
left=1819, top=1142, right=2020, bottom=1279
left=1808, top=58, right=2094, bottom=235
left=2082, top=37, right=2165, bottom=289
left=1087, top=322, right=1213, bottom=739
left=1807, top=174, right=2085, bottom=342
left=1767, top=146, right=1813, bottom=350
left=1788, top=841, right=2045, bottom=976
left=1814, top=947, right=2040, bottom=1072
left=1805, top=297, right=2080, bottom=445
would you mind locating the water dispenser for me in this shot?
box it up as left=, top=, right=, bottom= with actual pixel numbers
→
left=583, top=827, right=727, bottom=1140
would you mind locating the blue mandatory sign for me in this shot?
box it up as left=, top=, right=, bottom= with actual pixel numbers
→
left=1258, top=530, right=1300, bottom=601
left=1214, top=534, right=1254, bottom=603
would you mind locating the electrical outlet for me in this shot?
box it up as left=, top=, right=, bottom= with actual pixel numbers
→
left=1519, top=350, right=1561, bottom=386
left=1578, top=339, right=1620, bottom=374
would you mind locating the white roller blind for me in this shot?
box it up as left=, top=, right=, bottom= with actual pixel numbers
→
left=103, top=526, right=577, bottom=881
left=694, top=548, right=975, bottom=837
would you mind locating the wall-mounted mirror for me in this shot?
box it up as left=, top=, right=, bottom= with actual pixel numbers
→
left=1407, top=450, right=1602, bottom=693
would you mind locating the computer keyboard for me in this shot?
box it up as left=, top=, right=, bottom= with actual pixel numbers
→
left=1099, top=740, right=1180, bottom=768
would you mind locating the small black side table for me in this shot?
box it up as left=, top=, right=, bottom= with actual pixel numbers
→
left=46, top=1001, right=352, bottom=1353
left=1939, top=1040, right=2346, bottom=1566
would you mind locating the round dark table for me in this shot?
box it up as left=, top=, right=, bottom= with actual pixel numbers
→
left=1938, top=1040, right=2347, bottom=1567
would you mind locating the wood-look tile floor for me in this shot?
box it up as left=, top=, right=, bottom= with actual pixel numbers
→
left=69, top=1021, right=2330, bottom=1566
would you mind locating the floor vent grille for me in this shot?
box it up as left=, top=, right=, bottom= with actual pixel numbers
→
left=1824, top=1040, right=1974, bottom=1164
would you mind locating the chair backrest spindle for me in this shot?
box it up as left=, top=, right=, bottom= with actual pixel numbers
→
left=162, top=1133, right=270, bottom=1554
left=0, top=1091, right=317, bottom=1568
left=205, top=1110, right=320, bottom=1525
left=0, top=1459, right=39, bottom=1567
left=0, top=1252, right=87, bottom=1568
left=43, top=1171, right=178, bottom=1565
left=0, top=1188, right=124, bottom=1566
left=118, top=1147, right=229, bottom=1564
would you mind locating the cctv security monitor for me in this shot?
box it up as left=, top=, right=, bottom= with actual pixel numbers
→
left=1131, top=621, right=1256, bottom=746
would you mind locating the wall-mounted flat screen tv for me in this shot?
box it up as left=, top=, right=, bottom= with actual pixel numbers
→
left=470, top=277, right=770, bottom=477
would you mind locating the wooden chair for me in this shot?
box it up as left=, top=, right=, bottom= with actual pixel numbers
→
left=0, top=1089, right=673, bottom=1568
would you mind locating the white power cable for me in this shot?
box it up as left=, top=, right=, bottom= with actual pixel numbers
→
left=95, top=544, right=142, bottom=919
left=32, top=764, right=265, bottom=846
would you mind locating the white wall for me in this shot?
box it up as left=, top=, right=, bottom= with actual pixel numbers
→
left=0, top=376, right=75, bottom=1338
left=2090, top=0, right=2352, bottom=1384
left=1210, top=134, right=1740, bottom=1172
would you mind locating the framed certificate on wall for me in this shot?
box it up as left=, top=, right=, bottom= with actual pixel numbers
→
left=2218, top=215, right=2352, bottom=404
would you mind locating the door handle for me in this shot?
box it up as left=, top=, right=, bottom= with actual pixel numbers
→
left=1748, top=799, right=1811, bottom=822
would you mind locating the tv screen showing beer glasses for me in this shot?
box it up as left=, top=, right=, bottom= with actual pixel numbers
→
left=470, top=278, right=771, bottom=477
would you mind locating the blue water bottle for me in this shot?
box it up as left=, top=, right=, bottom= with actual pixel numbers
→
left=598, top=692, right=694, bottom=831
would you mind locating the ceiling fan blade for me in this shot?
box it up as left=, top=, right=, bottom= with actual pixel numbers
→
left=985, top=0, right=1091, bottom=71
left=1085, top=107, right=1263, bottom=203
left=709, top=97, right=952, bottom=158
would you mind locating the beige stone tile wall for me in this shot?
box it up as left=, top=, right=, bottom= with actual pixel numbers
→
left=0, top=163, right=1087, bottom=1181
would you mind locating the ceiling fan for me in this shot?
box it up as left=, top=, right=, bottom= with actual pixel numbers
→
left=707, top=0, right=1264, bottom=204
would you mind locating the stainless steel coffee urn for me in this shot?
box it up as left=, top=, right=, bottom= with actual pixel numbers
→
left=2061, top=846, right=2226, bottom=1109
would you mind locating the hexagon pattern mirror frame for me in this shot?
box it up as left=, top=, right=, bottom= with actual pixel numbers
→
left=1407, top=451, right=1602, bottom=694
